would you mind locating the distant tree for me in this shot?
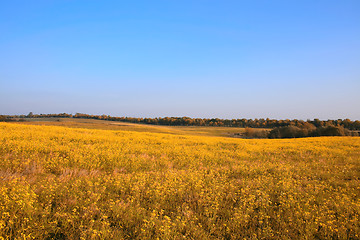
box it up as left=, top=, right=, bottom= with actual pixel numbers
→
left=315, top=125, right=346, bottom=136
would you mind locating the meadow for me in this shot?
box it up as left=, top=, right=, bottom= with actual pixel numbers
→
left=17, top=118, right=251, bottom=137
left=0, top=121, right=360, bottom=239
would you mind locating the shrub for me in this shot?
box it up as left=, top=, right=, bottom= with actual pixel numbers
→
left=244, top=128, right=269, bottom=138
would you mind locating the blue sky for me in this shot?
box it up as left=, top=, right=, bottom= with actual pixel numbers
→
left=1, top=0, right=359, bottom=119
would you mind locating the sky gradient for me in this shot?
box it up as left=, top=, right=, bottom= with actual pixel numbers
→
left=1, top=0, right=360, bottom=120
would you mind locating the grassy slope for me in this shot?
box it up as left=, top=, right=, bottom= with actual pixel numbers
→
left=0, top=122, right=360, bottom=239
left=17, top=117, right=253, bottom=137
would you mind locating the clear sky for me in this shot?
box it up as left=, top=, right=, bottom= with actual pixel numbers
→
left=1, top=0, right=359, bottom=120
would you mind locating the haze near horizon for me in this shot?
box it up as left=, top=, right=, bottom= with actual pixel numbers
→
left=1, top=0, right=359, bottom=120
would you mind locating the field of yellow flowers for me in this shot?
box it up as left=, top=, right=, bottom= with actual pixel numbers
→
left=1, top=122, right=360, bottom=239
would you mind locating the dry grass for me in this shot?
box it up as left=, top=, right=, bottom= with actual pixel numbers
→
left=16, top=118, right=251, bottom=137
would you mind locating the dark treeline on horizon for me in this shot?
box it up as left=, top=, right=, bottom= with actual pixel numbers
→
left=1, top=112, right=360, bottom=131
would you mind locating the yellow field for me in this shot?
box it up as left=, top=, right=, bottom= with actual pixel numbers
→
left=1, top=122, right=360, bottom=239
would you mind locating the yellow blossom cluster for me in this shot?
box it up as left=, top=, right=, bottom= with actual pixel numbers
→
left=0, top=123, right=360, bottom=239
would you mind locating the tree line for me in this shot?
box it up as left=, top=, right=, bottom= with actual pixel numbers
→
left=269, top=124, right=359, bottom=138
left=1, top=112, right=360, bottom=131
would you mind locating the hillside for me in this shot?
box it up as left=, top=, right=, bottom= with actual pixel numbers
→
left=15, top=117, right=254, bottom=138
